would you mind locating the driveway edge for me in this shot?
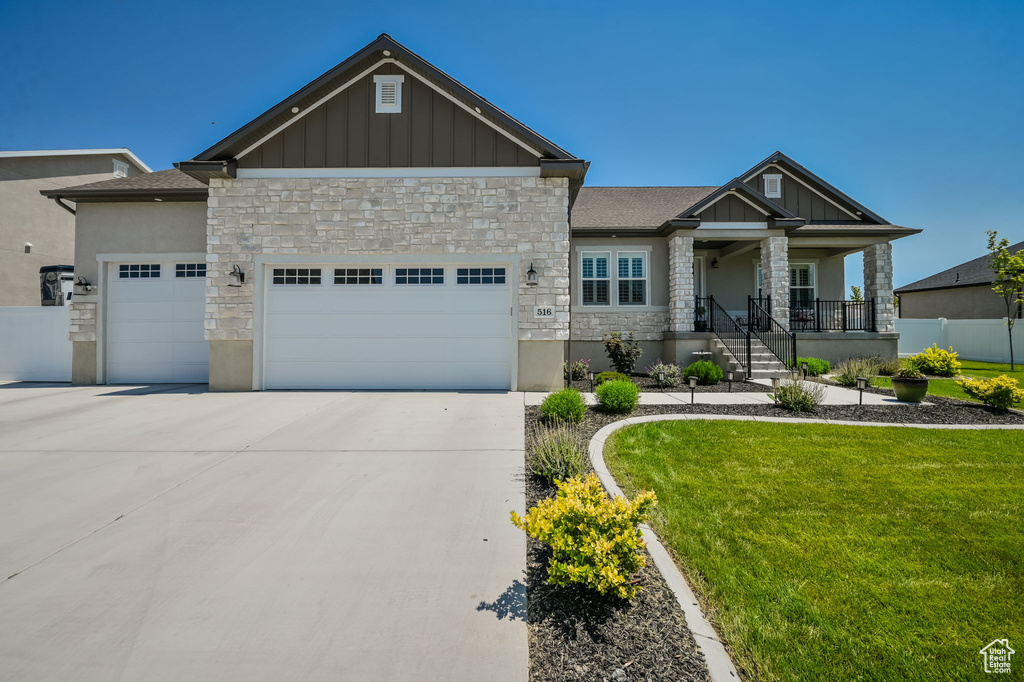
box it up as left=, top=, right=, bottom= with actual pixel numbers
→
left=588, top=414, right=1024, bottom=682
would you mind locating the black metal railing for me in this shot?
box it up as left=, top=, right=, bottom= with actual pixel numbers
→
left=748, top=296, right=796, bottom=369
left=790, top=298, right=877, bottom=332
left=707, top=295, right=749, bottom=371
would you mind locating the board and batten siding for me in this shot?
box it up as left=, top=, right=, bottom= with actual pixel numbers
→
left=238, top=63, right=539, bottom=169
left=743, top=172, right=851, bottom=221
left=697, top=194, right=765, bottom=222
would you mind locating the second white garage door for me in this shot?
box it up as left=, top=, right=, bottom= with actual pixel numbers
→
left=263, top=264, right=513, bottom=390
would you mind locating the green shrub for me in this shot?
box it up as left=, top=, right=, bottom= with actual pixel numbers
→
left=529, top=421, right=587, bottom=485
left=871, top=356, right=903, bottom=376
left=911, top=344, right=962, bottom=377
left=797, top=356, right=832, bottom=377
left=595, top=371, right=631, bottom=386
left=645, top=359, right=681, bottom=387
left=771, top=378, right=827, bottom=412
left=563, top=358, right=591, bottom=382
left=603, top=331, right=644, bottom=374
left=596, top=380, right=640, bottom=413
left=539, top=387, right=587, bottom=423
left=833, top=357, right=882, bottom=387
left=893, top=358, right=925, bottom=379
left=958, top=375, right=1024, bottom=409
left=681, top=360, right=723, bottom=385
left=511, top=473, right=657, bottom=600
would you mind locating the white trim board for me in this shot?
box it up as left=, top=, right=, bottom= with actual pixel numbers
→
left=236, top=167, right=541, bottom=179
left=235, top=59, right=544, bottom=162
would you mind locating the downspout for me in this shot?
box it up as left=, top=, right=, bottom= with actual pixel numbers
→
left=51, top=196, right=76, bottom=216
left=566, top=199, right=573, bottom=387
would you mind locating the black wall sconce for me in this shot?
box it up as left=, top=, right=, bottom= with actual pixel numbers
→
left=228, top=264, right=246, bottom=287
left=711, top=258, right=719, bottom=269
left=525, top=263, right=538, bottom=286
left=73, top=276, right=93, bottom=294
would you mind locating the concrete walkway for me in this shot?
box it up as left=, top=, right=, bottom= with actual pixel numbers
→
left=526, top=380, right=926, bottom=407
left=0, top=383, right=526, bottom=682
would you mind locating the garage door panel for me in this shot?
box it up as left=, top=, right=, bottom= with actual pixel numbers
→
left=171, top=341, right=210, bottom=365
left=266, top=290, right=330, bottom=313
left=266, top=314, right=326, bottom=337
left=109, top=342, right=176, bottom=365
left=171, top=363, right=210, bottom=383
left=266, top=336, right=324, bottom=361
left=111, top=363, right=174, bottom=384
left=109, top=321, right=173, bottom=343
left=111, top=281, right=175, bottom=301
left=112, top=300, right=177, bottom=322
left=443, top=338, right=511, bottom=362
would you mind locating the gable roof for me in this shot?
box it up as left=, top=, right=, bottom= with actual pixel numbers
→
left=572, top=187, right=717, bottom=230
left=0, top=148, right=152, bottom=172
left=895, top=240, right=1024, bottom=293
left=672, top=178, right=803, bottom=223
left=187, top=34, right=578, bottom=166
left=40, top=169, right=208, bottom=202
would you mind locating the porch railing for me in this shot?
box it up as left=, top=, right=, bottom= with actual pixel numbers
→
left=791, top=298, right=877, bottom=332
left=748, top=296, right=796, bottom=369
left=707, top=295, right=749, bottom=371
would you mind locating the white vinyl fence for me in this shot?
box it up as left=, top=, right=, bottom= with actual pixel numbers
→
left=0, top=307, right=73, bottom=381
left=896, top=318, right=1024, bottom=363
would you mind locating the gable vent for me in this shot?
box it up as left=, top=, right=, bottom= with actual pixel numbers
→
left=763, top=173, right=782, bottom=198
left=373, top=74, right=405, bottom=114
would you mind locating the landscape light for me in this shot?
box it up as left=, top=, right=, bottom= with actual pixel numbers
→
left=688, top=375, right=698, bottom=404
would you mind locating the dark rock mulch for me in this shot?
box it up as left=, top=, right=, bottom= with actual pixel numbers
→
left=567, top=375, right=770, bottom=393
left=524, top=421, right=712, bottom=682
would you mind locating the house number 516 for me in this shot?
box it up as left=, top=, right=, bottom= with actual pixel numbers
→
left=534, top=307, right=554, bottom=318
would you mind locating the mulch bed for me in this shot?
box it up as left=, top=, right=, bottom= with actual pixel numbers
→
left=523, top=392, right=1024, bottom=680
left=567, top=375, right=770, bottom=393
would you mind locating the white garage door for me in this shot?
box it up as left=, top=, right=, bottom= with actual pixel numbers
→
left=263, top=264, right=513, bottom=390
left=106, top=261, right=209, bottom=384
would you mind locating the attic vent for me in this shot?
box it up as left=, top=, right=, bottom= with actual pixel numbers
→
left=373, top=74, right=405, bottom=114
left=763, top=174, right=782, bottom=198
left=113, top=160, right=129, bottom=178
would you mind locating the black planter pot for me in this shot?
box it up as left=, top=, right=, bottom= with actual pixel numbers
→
left=892, top=376, right=929, bottom=403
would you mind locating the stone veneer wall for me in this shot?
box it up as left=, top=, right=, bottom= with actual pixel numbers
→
left=570, top=311, right=669, bottom=341
left=204, top=176, right=569, bottom=342
left=863, top=241, right=895, bottom=332
left=68, top=300, right=97, bottom=341
left=668, top=234, right=695, bottom=332
left=759, top=235, right=790, bottom=329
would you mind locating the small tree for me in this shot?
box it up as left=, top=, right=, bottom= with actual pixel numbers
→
left=849, top=285, right=864, bottom=302
left=986, top=230, right=1024, bottom=370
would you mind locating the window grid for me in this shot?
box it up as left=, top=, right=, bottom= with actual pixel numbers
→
left=456, top=267, right=506, bottom=285
left=272, top=268, right=322, bottom=285
left=118, top=264, right=160, bottom=279
left=395, top=268, right=444, bottom=285
left=581, top=252, right=610, bottom=306
left=175, top=263, right=207, bottom=278
left=335, top=268, right=383, bottom=285
left=617, top=253, right=647, bottom=306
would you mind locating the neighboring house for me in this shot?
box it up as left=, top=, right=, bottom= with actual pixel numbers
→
left=0, top=149, right=150, bottom=306
left=43, top=34, right=920, bottom=391
left=895, top=241, right=1023, bottom=319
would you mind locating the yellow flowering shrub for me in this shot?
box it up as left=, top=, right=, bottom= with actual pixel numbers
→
left=511, top=473, right=657, bottom=600
left=911, top=344, right=962, bottom=377
left=957, top=375, right=1024, bottom=409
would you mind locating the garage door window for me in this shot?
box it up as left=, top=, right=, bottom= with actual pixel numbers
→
left=119, top=264, right=160, bottom=279
left=272, top=268, right=322, bottom=285
left=456, top=267, right=506, bottom=285
left=335, top=268, right=383, bottom=285
left=396, top=267, right=443, bottom=285
left=175, top=263, right=207, bottom=278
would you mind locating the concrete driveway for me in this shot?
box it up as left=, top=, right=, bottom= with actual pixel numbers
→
left=0, top=383, right=526, bottom=681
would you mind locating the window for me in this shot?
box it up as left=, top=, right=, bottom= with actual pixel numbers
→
left=113, top=160, right=129, bottom=178
left=617, top=252, right=647, bottom=305
left=175, top=263, right=206, bottom=278
left=790, top=263, right=815, bottom=309
left=373, top=75, right=405, bottom=113
left=335, top=268, right=383, bottom=285
left=581, top=252, right=610, bottom=306
left=456, top=267, right=506, bottom=285
left=763, top=173, right=783, bottom=199
left=118, top=263, right=160, bottom=279
left=272, top=268, right=321, bottom=285
left=395, top=267, right=443, bottom=285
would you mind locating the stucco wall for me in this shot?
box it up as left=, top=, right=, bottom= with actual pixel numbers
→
left=702, top=247, right=845, bottom=312
left=898, top=285, right=1018, bottom=320
left=0, top=154, right=145, bottom=306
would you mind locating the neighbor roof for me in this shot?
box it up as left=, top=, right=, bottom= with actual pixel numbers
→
left=40, top=169, right=208, bottom=202
left=0, top=148, right=152, bottom=173
left=572, top=187, right=718, bottom=229
left=895, top=240, right=1024, bottom=293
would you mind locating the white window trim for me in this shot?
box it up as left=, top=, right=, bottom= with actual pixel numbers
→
left=579, top=250, right=612, bottom=307
left=616, top=251, right=649, bottom=307
left=763, top=173, right=783, bottom=198
left=577, top=247, right=653, bottom=309
left=373, top=74, right=405, bottom=114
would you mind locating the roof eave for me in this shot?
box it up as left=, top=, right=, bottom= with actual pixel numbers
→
left=39, top=187, right=208, bottom=202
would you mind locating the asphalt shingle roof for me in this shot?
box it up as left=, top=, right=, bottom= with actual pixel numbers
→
left=572, top=187, right=718, bottom=229
left=44, top=168, right=208, bottom=195
left=895, top=240, right=1024, bottom=293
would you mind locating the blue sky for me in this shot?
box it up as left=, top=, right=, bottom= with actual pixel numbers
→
left=2, top=0, right=1022, bottom=288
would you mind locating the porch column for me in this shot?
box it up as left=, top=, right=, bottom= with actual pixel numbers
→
left=863, top=242, right=895, bottom=332
left=668, top=234, right=695, bottom=332
left=760, top=235, right=790, bottom=330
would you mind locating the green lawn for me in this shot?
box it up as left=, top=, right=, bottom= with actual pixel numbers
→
left=875, top=360, right=1024, bottom=407
left=605, top=420, right=1023, bottom=681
